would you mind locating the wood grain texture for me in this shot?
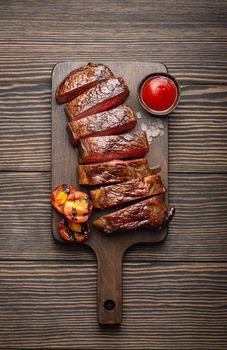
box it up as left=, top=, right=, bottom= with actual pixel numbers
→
left=1, top=81, right=227, bottom=171
left=169, top=85, right=227, bottom=172
left=0, top=1, right=227, bottom=66
left=0, top=172, right=226, bottom=261
left=0, top=0, right=227, bottom=24
left=0, top=0, right=227, bottom=346
left=1, top=60, right=227, bottom=84
left=0, top=261, right=227, bottom=349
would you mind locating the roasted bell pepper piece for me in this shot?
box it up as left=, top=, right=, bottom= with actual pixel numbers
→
left=63, top=191, right=93, bottom=223
left=51, top=184, right=75, bottom=214
left=59, top=218, right=90, bottom=243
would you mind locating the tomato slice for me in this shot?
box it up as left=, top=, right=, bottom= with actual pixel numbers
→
left=58, top=218, right=90, bottom=243
left=63, top=191, right=93, bottom=223
left=51, top=184, right=75, bottom=214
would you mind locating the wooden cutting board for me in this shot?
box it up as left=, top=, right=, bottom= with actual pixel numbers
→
left=52, top=61, right=169, bottom=325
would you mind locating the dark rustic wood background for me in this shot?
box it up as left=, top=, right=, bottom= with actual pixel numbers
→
left=0, top=0, right=227, bottom=348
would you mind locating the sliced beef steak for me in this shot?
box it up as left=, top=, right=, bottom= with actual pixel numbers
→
left=93, top=195, right=175, bottom=234
left=79, top=131, right=148, bottom=164
left=55, top=62, right=113, bottom=104
left=90, top=175, right=166, bottom=209
left=77, top=158, right=157, bottom=186
left=66, top=105, right=137, bottom=146
left=64, top=77, right=129, bottom=121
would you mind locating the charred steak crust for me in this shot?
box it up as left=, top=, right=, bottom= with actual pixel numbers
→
left=77, top=158, right=152, bottom=186
left=66, top=105, right=137, bottom=146
left=79, top=131, right=149, bottom=164
left=90, top=175, right=166, bottom=209
left=93, top=195, right=175, bottom=234
left=55, top=62, right=114, bottom=104
left=64, top=77, right=130, bottom=121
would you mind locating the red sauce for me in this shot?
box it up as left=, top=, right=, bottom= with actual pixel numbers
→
left=140, top=75, right=177, bottom=112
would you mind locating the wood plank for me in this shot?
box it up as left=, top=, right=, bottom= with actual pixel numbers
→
left=0, top=172, right=226, bottom=261
left=169, top=64, right=227, bottom=85
left=0, top=26, right=227, bottom=43
left=0, top=261, right=226, bottom=349
left=0, top=42, right=226, bottom=64
left=0, top=0, right=227, bottom=25
left=170, top=85, right=227, bottom=172
left=1, top=80, right=226, bottom=171
left=1, top=60, right=227, bottom=84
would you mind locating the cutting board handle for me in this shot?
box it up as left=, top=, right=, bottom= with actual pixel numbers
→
left=96, top=247, right=124, bottom=325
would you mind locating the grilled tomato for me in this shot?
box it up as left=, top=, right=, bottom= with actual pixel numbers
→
left=63, top=191, right=93, bottom=223
left=59, top=218, right=90, bottom=243
left=51, top=184, right=75, bottom=214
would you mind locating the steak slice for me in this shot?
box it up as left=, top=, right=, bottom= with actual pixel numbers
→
left=90, top=175, right=166, bottom=209
left=55, top=62, right=113, bottom=104
left=93, top=195, right=175, bottom=234
left=64, top=77, right=129, bottom=121
left=66, top=105, right=137, bottom=146
left=79, top=131, right=149, bottom=164
left=77, top=158, right=160, bottom=186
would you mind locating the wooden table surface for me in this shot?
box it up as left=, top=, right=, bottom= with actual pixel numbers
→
left=0, top=1, right=227, bottom=349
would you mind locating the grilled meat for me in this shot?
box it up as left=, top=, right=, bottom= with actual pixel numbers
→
left=93, top=195, right=175, bottom=234
left=90, top=175, right=166, bottom=209
left=66, top=105, right=137, bottom=146
left=64, top=77, right=129, bottom=121
left=79, top=131, right=148, bottom=164
left=77, top=158, right=159, bottom=186
left=55, top=62, right=113, bottom=104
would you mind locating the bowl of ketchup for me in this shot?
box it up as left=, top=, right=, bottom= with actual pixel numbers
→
left=138, top=72, right=180, bottom=116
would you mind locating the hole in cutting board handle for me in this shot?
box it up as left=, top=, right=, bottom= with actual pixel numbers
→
left=104, top=299, right=115, bottom=311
